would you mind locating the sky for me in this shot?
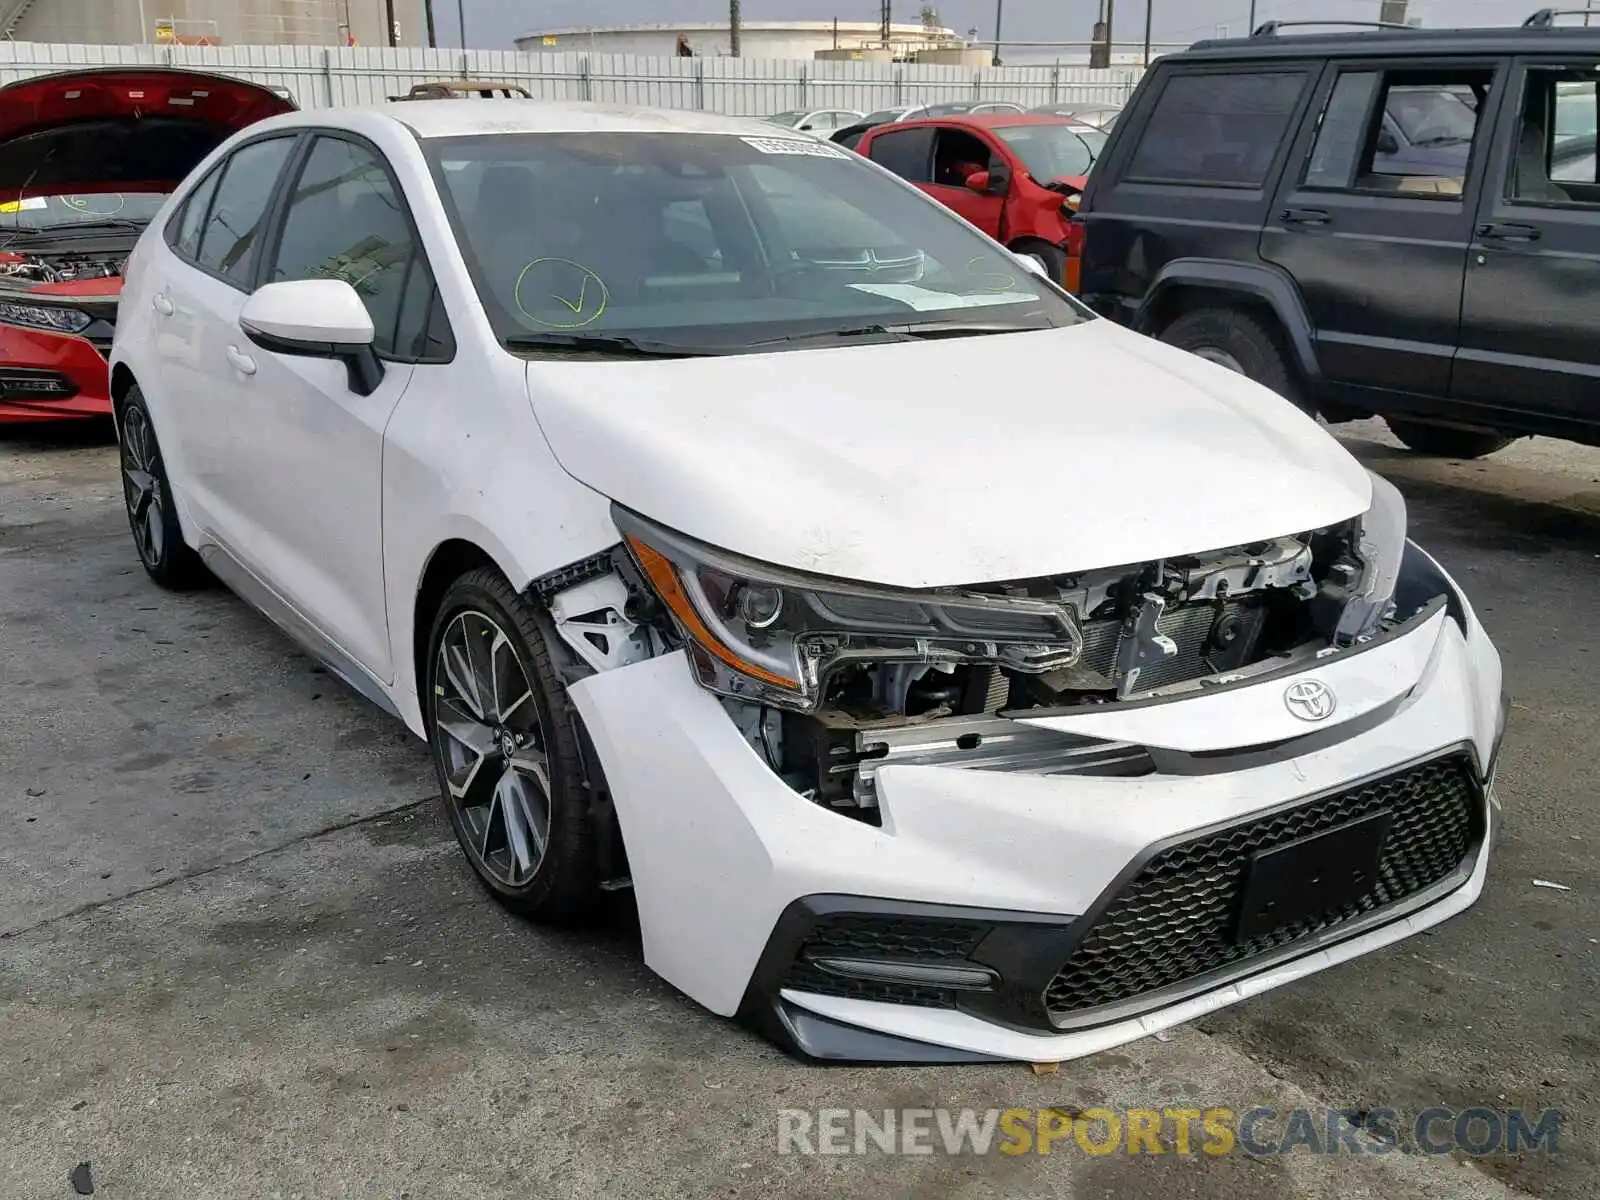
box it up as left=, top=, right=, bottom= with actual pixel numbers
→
left=425, top=0, right=1559, bottom=50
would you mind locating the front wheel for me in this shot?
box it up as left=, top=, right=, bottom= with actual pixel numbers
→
left=1385, top=418, right=1513, bottom=459
left=425, top=567, right=600, bottom=922
left=1159, top=307, right=1305, bottom=409
left=1012, top=241, right=1067, bottom=287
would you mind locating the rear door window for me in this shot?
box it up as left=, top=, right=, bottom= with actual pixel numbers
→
left=194, top=136, right=297, bottom=287
left=1126, top=71, right=1309, bottom=187
left=1302, top=68, right=1494, bottom=197
left=866, top=126, right=936, bottom=182
left=169, top=165, right=222, bottom=260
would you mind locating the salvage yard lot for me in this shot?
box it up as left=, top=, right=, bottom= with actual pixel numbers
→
left=1, top=421, right=1595, bottom=1199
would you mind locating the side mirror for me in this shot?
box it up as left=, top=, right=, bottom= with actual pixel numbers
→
left=239, top=279, right=385, bottom=397
left=984, top=163, right=1012, bottom=195
left=1376, top=129, right=1399, bottom=155
left=964, top=170, right=992, bottom=193
left=799, top=123, right=814, bottom=131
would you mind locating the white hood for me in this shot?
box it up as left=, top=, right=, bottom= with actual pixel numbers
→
left=524, top=321, right=1372, bottom=589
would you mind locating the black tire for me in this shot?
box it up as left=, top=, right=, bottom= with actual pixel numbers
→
left=425, top=567, right=600, bottom=922
left=116, top=386, right=210, bottom=590
left=1159, top=307, right=1304, bottom=408
left=1385, top=418, right=1513, bottom=460
left=1012, top=240, right=1067, bottom=287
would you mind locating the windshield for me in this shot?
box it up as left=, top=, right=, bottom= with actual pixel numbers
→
left=993, top=123, right=1108, bottom=180
left=862, top=108, right=904, bottom=124
left=765, top=111, right=804, bottom=126
left=1387, top=86, right=1478, bottom=145
left=427, top=132, right=1088, bottom=353
left=0, top=192, right=167, bottom=231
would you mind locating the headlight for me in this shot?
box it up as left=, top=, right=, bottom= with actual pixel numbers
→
left=0, top=301, right=92, bottom=334
left=1335, top=470, right=1407, bottom=640
left=614, top=508, right=1083, bottom=712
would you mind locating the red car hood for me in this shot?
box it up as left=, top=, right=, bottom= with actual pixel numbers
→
left=0, top=68, right=295, bottom=200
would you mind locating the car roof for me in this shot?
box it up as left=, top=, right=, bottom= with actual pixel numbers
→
left=1183, top=21, right=1600, bottom=61
left=885, top=112, right=1083, bottom=133
left=273, top=99, right=792, bottom=141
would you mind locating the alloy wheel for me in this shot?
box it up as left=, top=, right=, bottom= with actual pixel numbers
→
left=120, top=405, right=166, bottom=568
left=433, top=609, right=553, bottom=888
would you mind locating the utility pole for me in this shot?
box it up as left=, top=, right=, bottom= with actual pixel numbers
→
left=423, top=0, right=437, bottom=48
left=730, top=0, right=741, bottom=56
left=385, top=0, right=398, bottom=46
left=1249, top=1, right=1257, bottom=34
left=1143, top=0, right=1152, bottom=64
left=992, top=0, right=1004, bottom=66
left=456, top=0, right=466, bottom=48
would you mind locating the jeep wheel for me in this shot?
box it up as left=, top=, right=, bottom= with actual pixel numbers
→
left=1385, top=418, right=1513, bottom=460
left=1160, top=308, right=1303, bottom=408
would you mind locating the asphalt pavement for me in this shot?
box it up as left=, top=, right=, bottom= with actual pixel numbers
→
left=0, top=417, right=1594, bottom=1199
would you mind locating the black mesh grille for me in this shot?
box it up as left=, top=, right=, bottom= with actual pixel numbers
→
left=1044, top=753, right=1483, bottom=1020
left=782, top=913, right=991, bottom=1008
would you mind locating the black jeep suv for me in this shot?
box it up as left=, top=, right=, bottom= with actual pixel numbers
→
left=1075, top=10, right=1600, bottom=458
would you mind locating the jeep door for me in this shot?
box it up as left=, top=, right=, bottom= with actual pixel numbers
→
left=1261, top=59, right=1508, bottom=399
left=1454, top=61, right=1600, bottom=438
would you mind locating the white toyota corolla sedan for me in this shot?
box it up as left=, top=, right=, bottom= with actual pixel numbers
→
left=109, top=101, right=1507, bottom=1065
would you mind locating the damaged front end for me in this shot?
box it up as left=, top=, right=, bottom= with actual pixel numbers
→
left=540, top=476, right=1434, bottom=822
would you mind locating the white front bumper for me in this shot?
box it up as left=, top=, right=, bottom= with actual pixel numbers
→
left=569, top=573, right=1504, bottom=1063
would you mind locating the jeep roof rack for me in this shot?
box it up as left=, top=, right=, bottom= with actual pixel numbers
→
left=1251, top=19, right=1411, bottom=37
left=1523, top=7, right=1600, bottom=26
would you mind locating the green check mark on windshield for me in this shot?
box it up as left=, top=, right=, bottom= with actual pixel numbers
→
left=552, top=275, right=588, bottom=314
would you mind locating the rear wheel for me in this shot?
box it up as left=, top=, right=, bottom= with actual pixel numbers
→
left=117, top=387, right=209, bottom=590
left=425, top=567, right=600, bottom=922
left=1385, top=418, right=1513, bottom=459
left=1159, top=307, right=1304, bottom=408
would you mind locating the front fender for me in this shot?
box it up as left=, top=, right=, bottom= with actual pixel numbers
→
left=1136, top=258, right=1322, bottom=383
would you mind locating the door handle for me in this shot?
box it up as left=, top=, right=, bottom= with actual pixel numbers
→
left=1478, top=222, right=1541, bottom=242
left=150, top=292, right=174, bottom=316
left=1279, top=207, right=1331, bottom=226
left=225, top=345, right=257, bottom=376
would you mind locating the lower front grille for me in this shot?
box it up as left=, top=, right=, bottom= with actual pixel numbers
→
left=1043, top=752, right=1484, bottom=1021
left=782, top=912, right=991, bottom=1008
left=0, top=368, right=78, bottom=399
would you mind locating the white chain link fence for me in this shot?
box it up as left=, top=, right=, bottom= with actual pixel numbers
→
left=0, top=41, right=1144, bottom=116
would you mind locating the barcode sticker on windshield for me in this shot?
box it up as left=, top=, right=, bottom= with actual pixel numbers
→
left=741, top=136, right=849, bottom=159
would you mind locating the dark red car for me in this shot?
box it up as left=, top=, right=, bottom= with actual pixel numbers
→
left=0, top=68, right=295, bottom=423
left=855, top=113, right=1105, bottom=291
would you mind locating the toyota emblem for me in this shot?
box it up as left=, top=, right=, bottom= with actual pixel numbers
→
left=1284, top=679, right=1336, bottom=722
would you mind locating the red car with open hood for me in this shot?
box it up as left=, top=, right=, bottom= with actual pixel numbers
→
left=0, top=68, right=295, bottom=422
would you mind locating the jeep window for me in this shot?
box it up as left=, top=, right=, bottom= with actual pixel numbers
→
left=931, top=128, right=993, bottom=186
left=1512, top=69, right=1600, bottom=203
left=1125, top=71, right=1307, bottom=187
left=867, top=126, right=935, bottom=182
left=1303, top=69, right=1493, bottom=198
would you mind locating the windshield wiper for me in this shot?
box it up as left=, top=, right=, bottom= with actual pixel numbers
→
left=744, top=321, right=1037, bottom=348
left=5, top=218, right=145, bottom=237
left=504, top=332, right=723, bottom=359
left=1411, top=134, right=1472, bottom=147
